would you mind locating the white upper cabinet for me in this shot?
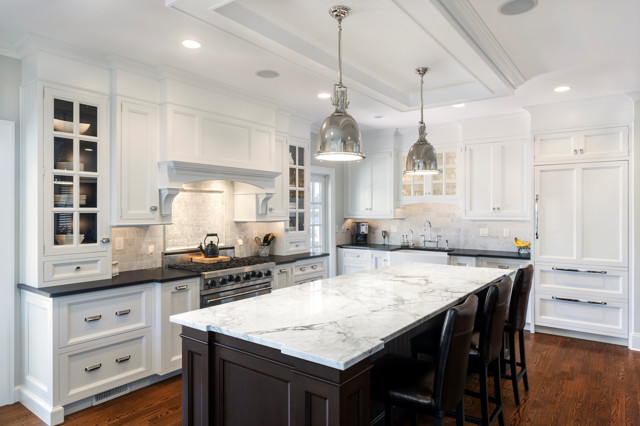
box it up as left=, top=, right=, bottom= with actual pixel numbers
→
left=534, top=126, right=628, bottom=164
left=397, top=146, right=461, bottom=204
left=345, top=150, right=394, bottom=219
left=163, top=103, right=276, bottom=173
left=112, top=98, right=163, bottom=225
left=464, top=140, right=529, bottom=220
left=534, top=161, right=628, bottom=267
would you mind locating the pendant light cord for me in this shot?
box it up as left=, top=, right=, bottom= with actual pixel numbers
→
left=420, top=72, right=424, bottom=124
left=338, top=18, right=343, bottom=87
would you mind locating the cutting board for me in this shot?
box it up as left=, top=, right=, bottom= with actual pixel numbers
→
left=191, top=255, right=231, bottom=264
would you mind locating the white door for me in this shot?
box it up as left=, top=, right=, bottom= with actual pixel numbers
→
left=534, top=161, right=628, bottom=267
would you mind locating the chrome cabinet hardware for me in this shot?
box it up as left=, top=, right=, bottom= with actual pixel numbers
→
left=311, top=265, right=318, bottom=269
left=101, top=237, right=111, bottom=244
left=552, top=267, right=607, bottom=274
left=84, top=315, right=101, bottom=322
left=115, top=309, right=131, bottom=316
left=579, top=148, right=584, bottom=154
left=534, top=194, right=539, bottom=239
left=175, top=285, right=189, bottom=291
left=149, top=205, right=158, bottom=212
left=573, top=149, right=578, bottom=154
left=85, top=363, right=102, bottom=372
left=498, top=265, right=509, bottom=269
left=75, top=266, right=81, bottom=271
left=552, top=296, right=606, bottom=305
left=279, top=268, right=287, bottom=273
left=300, top=266, right=307, bottom=271
left=115, top=355, right=131, bottom=363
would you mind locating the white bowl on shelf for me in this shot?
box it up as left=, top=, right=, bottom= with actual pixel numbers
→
left=55, top=234, right=84, bottom=245
left=53, top=119, right=91, bottom=134
left=55, top=162, right=84, bottom=171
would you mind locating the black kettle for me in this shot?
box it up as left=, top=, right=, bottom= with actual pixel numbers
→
left=199, top=233, right=220, bottom=258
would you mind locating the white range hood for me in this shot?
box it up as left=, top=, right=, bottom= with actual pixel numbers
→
left=157, top=161, right=279, bottom=217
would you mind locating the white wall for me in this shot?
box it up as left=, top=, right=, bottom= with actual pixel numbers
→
left=0, top=54, right=21, bottom=406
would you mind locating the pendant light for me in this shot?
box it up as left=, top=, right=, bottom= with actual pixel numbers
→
left=315, top=5, right=365, bottom=162
left=404, top=67, right=439, bottom=175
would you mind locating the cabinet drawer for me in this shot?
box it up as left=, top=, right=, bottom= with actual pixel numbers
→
left=535, top=293, right=627, bottom=337
left=535, top=265, right=628, bottom=300
left=477, top=257, right=528, bottom=270
left=59, top=330, right=152, bottom=402
left=448, top=256, right=476, bottom=267
left=340, top=249, right=370, bottom=265
left=294, top=261, right=326, bottom=277
left=58, top=285, right=152, bottom=348
left=287, top=239, right=309, bottom=252
left=44, top=256, right=109, bottom=282
left=294, top=273, right=325, bottom=286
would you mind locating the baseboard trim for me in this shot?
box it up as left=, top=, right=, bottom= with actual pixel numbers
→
left=534, top=325, right=628, bottom=346
left=17, top=385, right=64, bottom=425
left=628, top=332, right=640, bottom=351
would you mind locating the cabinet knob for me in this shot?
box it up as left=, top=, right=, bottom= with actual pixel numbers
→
left=150, top=206, right=158, bottom=212
left=573, top=149, right=578, bottom=154
left=75, top=266, right=81, bottom=271
left=579, top=148, right=584, bottom=154
left=101, top=237, right=111, bottom=244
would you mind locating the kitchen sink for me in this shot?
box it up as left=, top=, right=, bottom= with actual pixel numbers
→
left=395, top=247, right=455, bottom=253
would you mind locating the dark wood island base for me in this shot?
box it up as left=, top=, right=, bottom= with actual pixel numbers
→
left=181, top=326, right=372, bottom=425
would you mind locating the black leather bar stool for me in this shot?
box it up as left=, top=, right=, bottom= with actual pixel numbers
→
left=501, top=264, right=534, bottom=405
left=465, top=276, right=511, bottom=426
left=371, top=295, right=478, bottom=426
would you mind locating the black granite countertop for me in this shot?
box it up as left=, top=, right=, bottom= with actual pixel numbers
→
left=265, top=252, right=330, bottom=265
left=18, top=267, right=200, bottom=298
left=337, top=244, right=530, bottom=260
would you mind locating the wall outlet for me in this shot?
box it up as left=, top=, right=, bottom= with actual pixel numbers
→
left=479, top=228, right=489, bottom=237
left=148, top=244, right=155, bottom=254
left=115, top=237, right=124, bottom=251
left=503, top=228, right=510, bottom=238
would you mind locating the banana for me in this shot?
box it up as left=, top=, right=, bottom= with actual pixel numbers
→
left=514, top=237, right=531, bottom=248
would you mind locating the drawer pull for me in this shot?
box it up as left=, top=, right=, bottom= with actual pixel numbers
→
left=311, top=265, right=318, bottom=269
left=551, top=267, right=607, bottom=274
left=84, top=315, right=101, bottom=322
left=175, top=285, right=189, bottom=291
left=115, top=355, right=131, bottom=363
left=85, top=363, right=102, bottom=372
left=498, top=265, right=510, bottom=269
left=279, top=269, right=287, bottom=273
left=75, top=266, right=81, bottom=271
left=115, top=309, right=131, bottom=316
left=300, top=266, right=307, bottom=271
left=552, top=296, right=607, bottom=305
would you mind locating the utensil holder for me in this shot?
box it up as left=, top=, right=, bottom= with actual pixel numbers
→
left=258, top=246, right=270, bottom=257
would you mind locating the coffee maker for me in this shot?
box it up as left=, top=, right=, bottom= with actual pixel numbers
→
left=354, top=222, right=368, bottom=244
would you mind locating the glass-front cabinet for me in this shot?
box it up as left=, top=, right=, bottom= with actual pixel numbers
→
left=286, top=137, right=310, bottom=253
left=44, top=88, right=109, bottom=255
left=398, top=146, right=461, bottom=204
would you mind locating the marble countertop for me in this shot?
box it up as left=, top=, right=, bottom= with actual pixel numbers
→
left=170, top=263, right=511, bottom=370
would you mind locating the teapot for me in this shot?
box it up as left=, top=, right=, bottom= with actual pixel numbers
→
left=199, top=233, right=220, bottom=258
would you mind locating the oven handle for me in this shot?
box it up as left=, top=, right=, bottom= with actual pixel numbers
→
left=203, top=286, right=272, bottom=305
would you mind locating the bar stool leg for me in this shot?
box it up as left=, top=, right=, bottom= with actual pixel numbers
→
left=456, top=400, right=465, bottom=426
left=508, top=331, right=520, bottom=405
left=519, top=330, right=529, bottom=391
left=492, top=360, right=505, bottom=426
left=480, top=366, right=490, bottom=426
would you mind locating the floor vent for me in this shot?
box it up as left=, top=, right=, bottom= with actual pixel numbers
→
left=93, top=384, right=131, bottom=406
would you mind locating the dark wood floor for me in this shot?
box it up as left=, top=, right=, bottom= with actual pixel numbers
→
left=1, top=331, right=639, bottom=425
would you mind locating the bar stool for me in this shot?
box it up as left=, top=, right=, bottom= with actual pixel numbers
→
left=370, top=295, right=478, bottom=426
left=501, top=264, right=534, bottom=405
left=465, top=276, right=511, bottom=426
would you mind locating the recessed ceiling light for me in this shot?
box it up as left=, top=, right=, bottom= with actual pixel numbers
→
left=255, top=70, right=280, bottom=78
left=182, top=40, right=201, bottom=49
left=317, top=92, right=331, bottom=99
left=499, top=0, right=538, bottom=15
left=554, top=85, right=571, bottom=93
left=374, top=115, right=385, bottom=119
left=452, top=103, right=466, bottom=108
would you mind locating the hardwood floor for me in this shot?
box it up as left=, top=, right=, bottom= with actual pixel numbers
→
left=1, top=332, right=639, bottom=425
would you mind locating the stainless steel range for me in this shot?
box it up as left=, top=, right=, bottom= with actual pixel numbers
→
left=165, top=248, right=275, bottom=308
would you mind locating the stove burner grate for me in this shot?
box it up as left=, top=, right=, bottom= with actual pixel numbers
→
left=168, top=257, right=271, bottom=273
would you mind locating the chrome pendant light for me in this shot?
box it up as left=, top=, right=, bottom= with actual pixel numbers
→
left=315, top=5, right=365, bottom=162
left=404, top=67, right=439, bottom=175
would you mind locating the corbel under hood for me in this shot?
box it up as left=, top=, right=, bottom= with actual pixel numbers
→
left=158, top=161, right=279, bottom=217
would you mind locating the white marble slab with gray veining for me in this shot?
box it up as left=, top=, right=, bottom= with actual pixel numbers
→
left=170, top=263, right=512, bottom=370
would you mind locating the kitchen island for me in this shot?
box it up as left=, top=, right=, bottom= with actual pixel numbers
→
left=170, top=263, right=512, bottom=425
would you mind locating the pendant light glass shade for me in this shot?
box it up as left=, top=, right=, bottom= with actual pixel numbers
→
left=315, top=6, right=365, bottom=162
left=404, top=67, right=439, bottom=175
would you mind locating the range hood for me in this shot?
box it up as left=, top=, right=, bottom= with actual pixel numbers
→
left=157, top=161, right=279, bottom=217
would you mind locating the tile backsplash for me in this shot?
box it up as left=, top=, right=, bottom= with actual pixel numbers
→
left=344, top=203, right=533, bottom=252
left=112, top=181, right=284, bottom=272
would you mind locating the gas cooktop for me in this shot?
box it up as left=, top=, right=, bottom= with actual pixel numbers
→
left=168, top=257, right=272, bottom=273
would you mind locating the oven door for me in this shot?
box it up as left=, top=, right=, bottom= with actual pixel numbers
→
left=201, top=282, right=271, bottom=308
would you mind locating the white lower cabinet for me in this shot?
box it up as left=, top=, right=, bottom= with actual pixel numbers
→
left=533, top=263, right=628, bottom=338
left=372, top=251, right=390, bottom=269
left=338, top=248, right=372, bottom=275
left=154, top=278, right=199, bottom=375
left=448, top=256, right=477, bottom=267
left=273, top=257, right=328, bottom=290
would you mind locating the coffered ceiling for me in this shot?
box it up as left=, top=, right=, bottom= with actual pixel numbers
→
left=0, top=0, right=639, bottom=130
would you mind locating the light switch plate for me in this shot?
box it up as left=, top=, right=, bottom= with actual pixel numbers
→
left=503, top=228, right=510, bottom=238
left=479, top=228, right=489, bottom=237
left=115, top=237, right=124, bottom=250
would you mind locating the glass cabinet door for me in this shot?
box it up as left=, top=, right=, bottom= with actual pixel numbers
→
left=288, top=143, right=306, bottom=233
left=399, top=149, right=459, bottom=202
left=45, top=88, right=108, bottom=253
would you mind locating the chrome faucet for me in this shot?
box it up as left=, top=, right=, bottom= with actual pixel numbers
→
left=409, top=229, right=414, bottom=247
left=423, top=220, right=433, bottom=243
